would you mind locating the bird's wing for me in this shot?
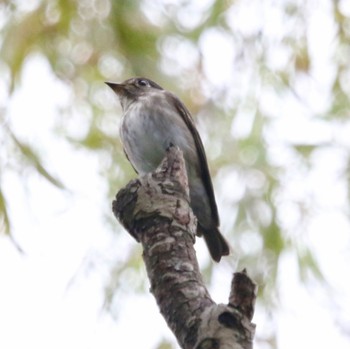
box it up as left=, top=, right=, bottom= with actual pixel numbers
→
left=166, top=92, right=220, bottom=226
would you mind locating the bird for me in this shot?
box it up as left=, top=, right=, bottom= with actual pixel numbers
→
left=106, top=77, right=229, bottom=262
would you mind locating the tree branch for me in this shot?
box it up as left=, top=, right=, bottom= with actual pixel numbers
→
left=113, top=146, right=257, bottom=349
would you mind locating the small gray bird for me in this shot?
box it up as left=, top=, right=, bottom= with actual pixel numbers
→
left=106, top=77, right=229, bottom=262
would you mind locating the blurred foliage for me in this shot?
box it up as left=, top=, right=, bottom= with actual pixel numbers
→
left=1, top=0, right=350, bottom=348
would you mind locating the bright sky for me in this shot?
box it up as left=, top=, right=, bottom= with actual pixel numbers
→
left=1, top=1, right=350, bottom=348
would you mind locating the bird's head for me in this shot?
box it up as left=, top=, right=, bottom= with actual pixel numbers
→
left=105, top=77, right=163, bottom=110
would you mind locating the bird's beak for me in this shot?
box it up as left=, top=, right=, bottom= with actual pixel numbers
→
left=105, top=82, right=126, bottom=96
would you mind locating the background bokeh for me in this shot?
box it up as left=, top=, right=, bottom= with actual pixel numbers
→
left=1, top=0, right=350, bottom=348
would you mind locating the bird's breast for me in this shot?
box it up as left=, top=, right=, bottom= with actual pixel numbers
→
left=120, top=96, right=197, bottom=175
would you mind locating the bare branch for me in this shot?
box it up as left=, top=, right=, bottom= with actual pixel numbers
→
left=113, top=146, right=257, bottom=349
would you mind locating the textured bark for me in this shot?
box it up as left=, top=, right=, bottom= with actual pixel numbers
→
left=113, top=146, right=257, bottom=349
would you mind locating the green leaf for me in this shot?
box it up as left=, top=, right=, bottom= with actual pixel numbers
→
left=297, top=247, right=324, bottom=282
left=10, top=131, right=65, bottom=190
left=0, top=189, right=10, bottom=235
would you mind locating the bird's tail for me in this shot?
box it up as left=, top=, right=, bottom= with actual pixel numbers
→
left=201, top=227, right=230, bottom=262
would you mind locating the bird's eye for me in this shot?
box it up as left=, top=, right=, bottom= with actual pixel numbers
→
left=137, top=79, right=149, bottom=87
